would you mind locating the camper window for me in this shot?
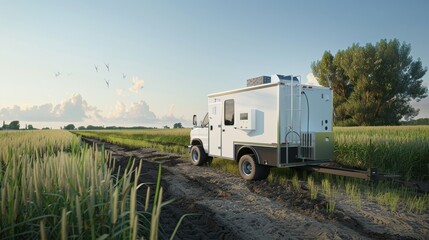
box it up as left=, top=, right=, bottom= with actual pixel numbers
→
left=224, top=99, right=235, bottom=125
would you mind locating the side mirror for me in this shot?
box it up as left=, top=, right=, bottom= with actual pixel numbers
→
left=192, top=115, right=197, bottom=126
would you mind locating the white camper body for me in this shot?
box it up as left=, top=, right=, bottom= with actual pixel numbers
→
left=190, top=74, right=334, bottom=180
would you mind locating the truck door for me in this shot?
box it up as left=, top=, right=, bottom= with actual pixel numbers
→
left=208, top=101, right=222, bottom=156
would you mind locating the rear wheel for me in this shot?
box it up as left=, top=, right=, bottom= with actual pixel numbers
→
left=190, top=145, right=207, bottom=166
left=238, top=154, right=270, bottom=180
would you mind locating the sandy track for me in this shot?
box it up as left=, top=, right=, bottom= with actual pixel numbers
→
left=83, top=137, right=429, bottom=240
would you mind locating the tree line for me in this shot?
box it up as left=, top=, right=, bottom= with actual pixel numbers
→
left=63, top=122, right=184, bottom=130
left=1, top=121, right=52, bottom=130
left=0, top=121, right=186, bottom=130
left=62, top=124, right=158, bottom=130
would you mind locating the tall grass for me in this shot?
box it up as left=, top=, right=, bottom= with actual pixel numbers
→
left=316, top=176, right=429, bottom=214
left=0, top=130, right=81, bottom=163
left=0, top=130, right=172, bottom=239
left=307, top=176, right=318, bottom=200
left=321, top=178, right=336, bottom=213
left=345, top=182, right=362, bottom=209
left=335, top=126, right=429, bottom=180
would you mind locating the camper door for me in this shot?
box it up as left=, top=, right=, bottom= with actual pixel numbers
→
left=221, top=99, right=235, bottom=159
left=208, top=101, right=222, bottom=156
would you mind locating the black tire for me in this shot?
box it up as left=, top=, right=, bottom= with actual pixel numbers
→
left=190, top=145, right=207, bottom=166
left=238, top=154, right=270, bottom=180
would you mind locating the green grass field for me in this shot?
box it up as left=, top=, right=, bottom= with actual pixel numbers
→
left=75, top=129, right=189, bottom=156
left=74, top=126, right=429, bottom=214
left=1, top=126, right=428, bottom=230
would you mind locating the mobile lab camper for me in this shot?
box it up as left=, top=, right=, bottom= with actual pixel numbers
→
left=189, top=74, right=334, bottom=180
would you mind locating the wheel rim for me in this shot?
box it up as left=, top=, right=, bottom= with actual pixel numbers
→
left=192, top=150, right=199, bottom=162
left=241, top=160, right=252, bottom=176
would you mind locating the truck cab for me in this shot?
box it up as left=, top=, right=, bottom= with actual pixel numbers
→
left=190, top=113, right=210, bottom=159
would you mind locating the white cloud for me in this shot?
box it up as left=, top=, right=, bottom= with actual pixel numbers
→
left=52, top=94, right=87, bottom=121
left=107, top=100, right=157, bottom=124
left=161, top=104, right=189, bottom=125
left=106, top=101, right=190, bottom=126
left=129, top=77, right=144, bottom=93
left=160, top=114, right=188, bottom=125
left=415, top=81, right=429, bottom=118
left=0, top=95, right=191, bottom=128
left=0, top=94, right=101, bottom=122
left=412, top=97, right=429, bottom=118
left=127, top=101, right=157, bottom=120
left=305, top=73, right=321, bottom=86
left=108, top=101, right=126, bottom=119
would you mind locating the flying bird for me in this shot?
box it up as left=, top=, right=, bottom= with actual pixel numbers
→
left=104, top=79, right=110, bottom=88
left=105, top=63, right=110, bottom=71
left=122, top=73, right=126, bottom=79
left=94, top=65, right=99, bottom=72
left=54, top=72, right=61, bottom=78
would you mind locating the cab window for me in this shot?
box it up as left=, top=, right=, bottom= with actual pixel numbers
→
left=201, top=113, right=209, bottom=127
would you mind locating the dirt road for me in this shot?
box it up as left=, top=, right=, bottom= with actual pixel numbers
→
left=84, top=137, right=429, bottom=240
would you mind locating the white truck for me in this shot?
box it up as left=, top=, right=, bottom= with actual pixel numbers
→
left=189, top=74, right=334, bottom=180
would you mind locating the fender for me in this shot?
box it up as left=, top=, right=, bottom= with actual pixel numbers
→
left=236, top=145, right=261, bottom=164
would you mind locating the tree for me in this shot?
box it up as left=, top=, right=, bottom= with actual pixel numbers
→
left=173, top=122, right=183, bottom=128
left=28, top=124, right=34, bottom=130
left=86, top=125, right=104, bottom=130
left=64, top=124, right=76, bottom=130
left=312, top=39, right=428, bottom=126
left=163, top=125, right=170, bottom=129
left=9, top=120, right=20, bottom=130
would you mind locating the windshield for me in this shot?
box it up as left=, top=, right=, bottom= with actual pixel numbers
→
left=201, top=112, right=209, bottom=127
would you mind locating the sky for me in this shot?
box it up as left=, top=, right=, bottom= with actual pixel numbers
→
left=1, top=1, right=428, bottom=129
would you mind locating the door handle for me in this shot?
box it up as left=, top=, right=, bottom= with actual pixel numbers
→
left=222, top=129, right=225, bottom=132
left=210, top=125, right=213, bottom=130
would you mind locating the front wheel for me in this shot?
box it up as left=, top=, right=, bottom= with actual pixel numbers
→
left=190, top=145, right=207, bottom=166
left=238, top=154, right=270, bottom=180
